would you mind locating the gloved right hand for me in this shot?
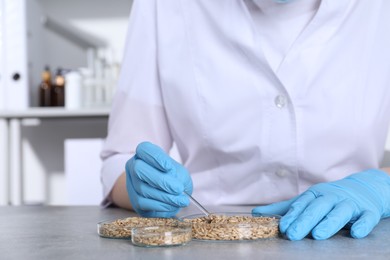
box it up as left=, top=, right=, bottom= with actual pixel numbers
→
left=125, top=141, right=193, bottom=218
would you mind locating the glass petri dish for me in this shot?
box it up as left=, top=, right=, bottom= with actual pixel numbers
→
left=131, top=221, right=192, bottom=247
left=181, top=212, right=280, bottom=242
left=97, top=217, right=181, bottom=239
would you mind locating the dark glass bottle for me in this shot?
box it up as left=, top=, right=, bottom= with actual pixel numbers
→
left=51, top=68, right=65, bottom=107
left=39, top=66, right=52, bottom=107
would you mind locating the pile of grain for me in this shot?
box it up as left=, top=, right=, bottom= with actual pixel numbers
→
left=184, top=214, right=279, bottom=240
left=99, top=214, right=279, bottom=243
left=98, top=217, right=179, bottom=239
left=131, top=224, right=192, bottom=247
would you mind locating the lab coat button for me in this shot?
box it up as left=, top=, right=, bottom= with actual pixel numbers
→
left=275, top=95, right=287, bottom=108
left=276, top=169, right=289, bottom=177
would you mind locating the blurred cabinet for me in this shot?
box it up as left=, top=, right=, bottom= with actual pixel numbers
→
left=0, top=108, right=110, bottom=205
left=0, top=108, right=109, bottom=205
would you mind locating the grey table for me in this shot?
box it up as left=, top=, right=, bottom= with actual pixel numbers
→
left=0, top=206, right=389, bottom=260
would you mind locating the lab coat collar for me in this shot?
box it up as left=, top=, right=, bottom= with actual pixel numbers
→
left=275, top=0, right=353, bottom=97
left=237, top=0, right=353, bottom=98
left=278, top=0, right=353, bottom=60
left=252, top=0, right=320, bottom=18
left=221, top=0, right=352, bottom=101
left=231, top=1, right=283, bottom=90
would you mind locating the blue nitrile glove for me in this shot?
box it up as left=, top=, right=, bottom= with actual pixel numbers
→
left=252, top=169, right=390, bottom=240
left=125, top=142, right=193, bottom=218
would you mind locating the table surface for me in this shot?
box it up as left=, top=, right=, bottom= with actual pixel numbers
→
left=0, top=206, right=389, bottom=260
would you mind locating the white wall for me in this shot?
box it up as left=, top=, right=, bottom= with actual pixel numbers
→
left=29, top=0, right=133, bottom=107
left=38, top=0, right=132, bottom=64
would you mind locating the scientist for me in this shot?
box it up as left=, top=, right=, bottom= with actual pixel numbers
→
left=100, top=0, right=390, bottom=240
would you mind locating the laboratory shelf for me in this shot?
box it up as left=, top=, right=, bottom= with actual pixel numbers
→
left=0, top=107, right=110, bottom=119
left=0, top=106, right=110, bottom=206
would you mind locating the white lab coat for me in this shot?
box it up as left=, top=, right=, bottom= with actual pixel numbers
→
left=101, top=0, right=390, bottom=206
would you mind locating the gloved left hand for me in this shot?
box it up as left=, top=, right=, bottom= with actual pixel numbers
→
left=252, top=169, right=390, bottom=240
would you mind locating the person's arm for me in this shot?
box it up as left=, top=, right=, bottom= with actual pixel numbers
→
left=100, top=0, right=173, bottom=209
left=381, top=167, right=390, bottom=175
left=110, top=172, right=132, bottom=209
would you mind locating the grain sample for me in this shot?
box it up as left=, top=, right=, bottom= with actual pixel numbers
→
left=131, top=222, right=192, bottom=247
left=98, top=217, right=180, bottom=239
left=184, top=214, right=279, bottom=241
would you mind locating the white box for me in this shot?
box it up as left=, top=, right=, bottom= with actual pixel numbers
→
left=64, top=138, right=104, bottom=205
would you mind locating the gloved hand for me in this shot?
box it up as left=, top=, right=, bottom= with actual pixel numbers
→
left=252, top=169, right=390, bottom=240
left=125, top=141, right=193, bottom=218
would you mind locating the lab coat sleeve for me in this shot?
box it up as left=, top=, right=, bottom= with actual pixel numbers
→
left=100, top=0, right=173, bottom=206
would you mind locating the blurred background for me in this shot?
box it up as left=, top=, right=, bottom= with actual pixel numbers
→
left=1, top=0, right=390, bottom=207
left=0, top=0, right=133, bottom=206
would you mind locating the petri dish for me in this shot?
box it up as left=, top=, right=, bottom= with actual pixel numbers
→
left=97, top=217, right=181, bottom=239
left=181, top=212, right=280, bottom=242
left=131, top=221, right=192, bottom=247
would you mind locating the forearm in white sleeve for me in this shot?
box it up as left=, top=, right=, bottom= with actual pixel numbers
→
left=100, top=0, right=173, bottom=206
